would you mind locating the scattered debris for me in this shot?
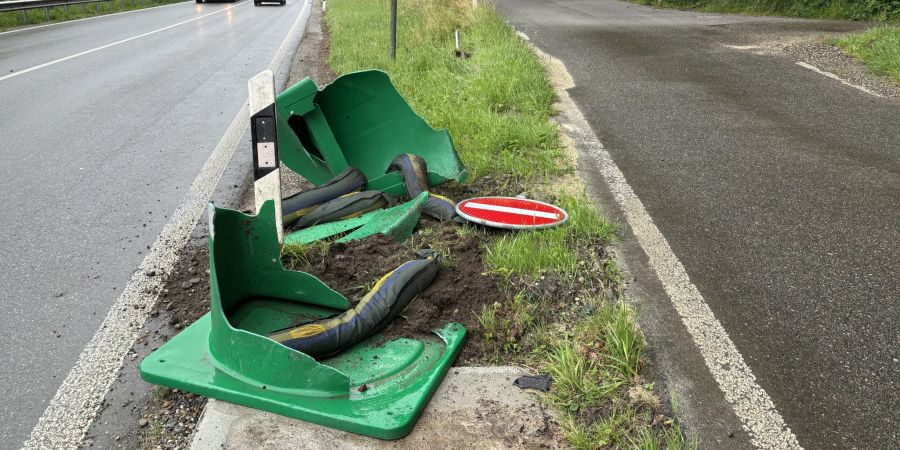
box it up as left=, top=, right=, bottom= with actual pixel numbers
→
left=513, top=374, right=553, bottom=392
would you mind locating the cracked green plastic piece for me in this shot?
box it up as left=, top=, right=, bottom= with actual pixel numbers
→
left=338, top=192, right=426, bottom=243
left=283, top=214, right=371, bottom=246
left=275, top=70, right=468, bottom=196
left=283, top=192, right=428, bottom=246
left=139, top=200, right=465, bottom=440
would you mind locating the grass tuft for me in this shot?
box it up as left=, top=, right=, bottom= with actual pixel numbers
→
left=837, top=26, right=900, bottom=84
left=281, top=241, right=329, bottom=270
left=605, top=301, right=644, bottom=381
left=485, top=193, right=617, bottom=277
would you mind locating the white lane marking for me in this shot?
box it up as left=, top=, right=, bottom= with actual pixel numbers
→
left=0, top=2, right=248, bottom=82
left=0, top=0, right=190, bottom=37
left=797, top=61, right=883, bottom=98
left=722, top=44, right=761, bottom=50
left=22, top=1, right=310, bottom=448
left=464, top=202, right=560, bottom=219
left=527, top=43, right=803, bottom=449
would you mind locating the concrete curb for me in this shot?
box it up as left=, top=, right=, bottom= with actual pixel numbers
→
left=189, top=366, right=563, bottom=449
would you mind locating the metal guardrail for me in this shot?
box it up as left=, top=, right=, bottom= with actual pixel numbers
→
left=0, top=0, right=169, bottom=22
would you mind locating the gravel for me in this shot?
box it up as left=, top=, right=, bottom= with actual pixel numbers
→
left=783, top=42, right=900, bottom=98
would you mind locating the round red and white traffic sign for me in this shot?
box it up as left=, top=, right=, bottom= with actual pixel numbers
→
left=456, top=197, right=568, bottom=230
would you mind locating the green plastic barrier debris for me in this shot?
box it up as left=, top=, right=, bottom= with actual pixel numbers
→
left=140, top=200, right=465, bottom=440
left=282, top=167, right=366, bottom=225
left=284, top=192, right=428, bottom=245
left=283, top=213, right=372, bottom=245
left=269, top=249, right=440, bottom=358
left=274, top=70, right=468, bottom=196
left=291, top=190, right=389, bottom=229
left=339, top=192, right=427, bottom=243
left=389, top=153, right=459, bottom=221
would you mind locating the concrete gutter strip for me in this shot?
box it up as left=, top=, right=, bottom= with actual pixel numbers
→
left=189, top=366, right=563, bottom=449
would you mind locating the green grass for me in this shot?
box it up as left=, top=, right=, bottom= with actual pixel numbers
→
left=837, top=26, right=900, bottom=83
left=475, top=301, right=501, bottom=342
left=631, top=0, right=899, bottom=21
left=326, top=0, right=565, bottom=184
left=281, top=240, right=329, bottom=270
left=0, top=0, right=188, bottom=32
left=485, top=194, right=617, bottom=277
left=546, top=299, right=685, bottom=448
left=325, top=0, right=691, bottom=447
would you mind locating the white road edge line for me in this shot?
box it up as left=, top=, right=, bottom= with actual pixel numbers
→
left=527, top=44, right=803, bottom=449
left=0, top=0, right=191, bottom=37
left=0, top=1, right=248, bottom=82
left=22, top=1, right=311, bottom=448
left=796, top=61, right=883, bottom=98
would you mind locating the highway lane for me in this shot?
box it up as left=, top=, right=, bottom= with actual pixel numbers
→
left=497, top=1, right=899, bottom=448
left=0, top=1, right=308, bottom=445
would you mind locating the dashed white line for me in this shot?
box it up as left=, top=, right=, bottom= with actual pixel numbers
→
left=0, top=1, right=248, bottom=82
left=528, top=42, right=803, bottom=449
left=22, top=1, right=311, bottom=448
left=722, top=44, right=761, bottom=50
left=797, top=61, right=883, bottom=98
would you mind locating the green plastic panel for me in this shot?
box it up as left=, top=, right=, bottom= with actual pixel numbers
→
left=139, top=201, right=466, bottom=439
left=337, top=192, right=427, bottom=243
left=283, top=192, right=428, bottom=245
left=283, top=214, right=372, bottom=246
left=275, top=70, right=468, bottom=196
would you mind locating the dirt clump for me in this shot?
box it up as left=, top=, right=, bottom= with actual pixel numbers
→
left=284, top=235, right=410, bottom=299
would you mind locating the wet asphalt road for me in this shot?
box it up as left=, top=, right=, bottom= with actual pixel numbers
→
left=0, top=1, right=307, bottom=446
left=497, top=0, right=899, bottom=448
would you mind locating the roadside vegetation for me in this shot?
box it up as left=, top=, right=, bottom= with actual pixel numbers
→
left=632, top=0, right=899, bottom=21
left=836, top=26, right=900, bottom=83
left=0, top=0, right=187, bottom=32
left=629, top=1, right=900, bottom=86
left=323, top=0, right=694, bottom=447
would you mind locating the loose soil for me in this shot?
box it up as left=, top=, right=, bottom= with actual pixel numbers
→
left=150, top=242, right=212, bottom=330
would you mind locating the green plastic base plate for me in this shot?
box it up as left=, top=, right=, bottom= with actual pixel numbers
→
left=141, top=309, right=466, bottom=440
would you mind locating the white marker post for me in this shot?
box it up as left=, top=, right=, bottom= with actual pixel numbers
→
left=248, top=70, right=284, bottom=243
